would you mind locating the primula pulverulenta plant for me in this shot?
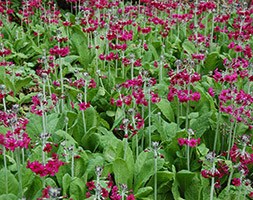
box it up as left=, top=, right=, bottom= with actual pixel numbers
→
left=168, top=59, right=201, bottom=133
left=86, top=167, right=136, bottom=200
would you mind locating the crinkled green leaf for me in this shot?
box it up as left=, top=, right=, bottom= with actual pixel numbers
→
left=156, top=98, right=175, bottom=122
left=0, top=169, right=19, bottom=196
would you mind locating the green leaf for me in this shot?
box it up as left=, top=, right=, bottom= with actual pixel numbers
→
left=155, top=171, right=174, bottom=183
left=24, top=176, right=43, bottom=198
left=85, top=107, right=98, bottom=130
left=116, top=141, right=134, bottom=188
left=81, top=127, right=100, bottom=150
left=3, top=77, right=15, bottom=94
left=196, top=143, right=209, bottom=157
left=26, top=113, right=65, bottom=141
left=203, top=52, right=222, bottom=74
left=6, top=95, right=17, bottom=103
left=182, top=40, right=196, bottom=55
left=156, top=99, right=175, bottom=122
left=111, top=107, right=124, bottom=131
left=0, top=194, right=18, bottom=200
left=74, top=156, right=87, bottom=177
left=62, top=173, right=72, bottom=196
left=18, top=92, right=37, bottom=104
left=98, top=86, right=106, bottom=96
left=218, top=186, right=244, bottom=200
left=45, top=177, right=57, bottom=187
left=106, top=111, right=115, bottom=117
left=188, top=112, right=199, bottom=119
left=0, top=125, right=10, bottom=134
left=104, top=146, right=117, bottom=162
left=149, top=44, right=159, bottom=60
left=54, top=130, right=77, bottom=145
left=176, top=170, right=196, bottom=194
left=0, top=169, right=19, bottom=195
left=47, top=113, right=66, bottom=134
left=85, top=153, right=104, bottom=179
left=172, top=174, right=182, bottom=200
left=69, top=178, right=86, bottom=200
left=134, top=151, right=164, bottom=192
left=135, top=187, right=153, bottom=198
left=70, top=25, right=95, bottom=66
left=146, top=171, right=174, bottom=193
left=191, top=112, right=212, bottom=138
left=113, top=159, right=130, bottom=186
left=155, top=119, right=178, bottom=141
left=62, top=55, right=79, bottom=63
left=14, top=52, right=28, bottom=59
left=15, top=77, right=32, bottom=94
left=56, top=164, right=70, bottom=188
left=21, top=166, right=34, bottom=189
left=194, top=84, right=216, bottom=114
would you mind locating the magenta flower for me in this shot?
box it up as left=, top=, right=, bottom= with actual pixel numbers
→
left=191, top=92, right=201, bottom=102
left=86, top=181, right=95, bottom=191
left=208, top=87, right=215, bottom=97
left=78, top=102, right=91, bottom=111
left=27, top=157, right=64, bottom=177
left=178, top=138, right=187, bottom=146
left=187, top=138, right=199, bottom=148
left=232, top=178, right=241, bottom=186
left=127, top=194, right=135, bottom=200
left=49, top=46, right=70, bottom=57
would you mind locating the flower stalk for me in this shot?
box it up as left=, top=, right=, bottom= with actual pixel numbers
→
left=152, top=142, right=159, bottom=200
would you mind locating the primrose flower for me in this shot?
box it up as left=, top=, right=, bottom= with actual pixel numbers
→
left=78, top=102, right=91, bottom=111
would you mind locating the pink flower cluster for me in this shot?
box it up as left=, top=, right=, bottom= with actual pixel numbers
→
left=30, top=95, right=43, bottom=116
left=201, top=160, right=229, bottom=185
left=27, top=155, right=64, bottom=177
left=0, top=111, right=30, bottom=152
left=71, top=78, right=97, bottom=89
left=111, top=75, right=160, bottom=107
left=118, top=113, right=145, bottom=138
left=0, top=47, right=11, bottom=57
left=178, top=138, right=201, bottom=147
left=99, top=52, right=119, bottom=61
left=212, top=59, right=251, bottom=84
left=167, top=68, right=201, bottom=103
left=230, top=144, right=253, bottom=166
left=219, top=88, right=253, bottom=126
left=228, top=42, right=252, bottom=58
left=188, top=33, right=210, bottom=48
left=168, top=88, right=201, bottom=102
left=0, top=1, right=14, bottom=17
left=110, top=185, right=135, bottom=200
left=86, top=180, right=109, bottom=199
left=1, top=130, right=30, bottom=151
left=86, top=173, right=135, bottom=200
left=169, top=69, right=201, bottom=85
left=49, top=46, right=70, bottom=57
left=78, top=102, right=91, bottom=111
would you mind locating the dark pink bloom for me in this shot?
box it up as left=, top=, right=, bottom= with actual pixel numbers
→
left=208, top=87, right=215, bottom=97
left=43, top=143, right=52, bottom=153
left=232, top=178, right=241, bottom=186
left=188, top=138, right=198, bottom=147
left=86, top=181, right=95, bottom=191
left=178, top=138, right=187, bottom=146
left=191, top=92, right=201, bottom=101
left=127, top=194, right=135, bottom=200
left=78, top=102, right=91, bottom=111
left=49, top=46, right=69, bottom=57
